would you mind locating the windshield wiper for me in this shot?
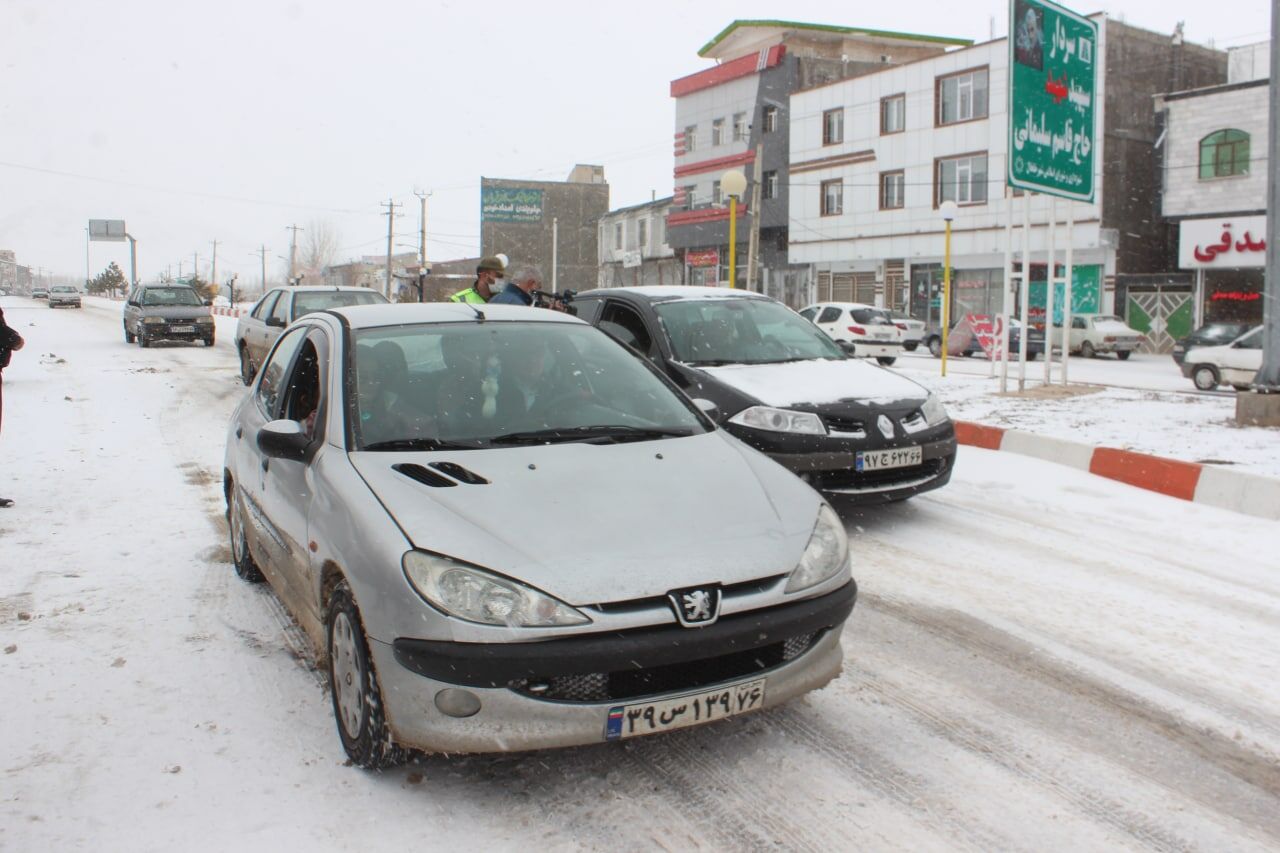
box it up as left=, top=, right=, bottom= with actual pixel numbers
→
left=490, top=425, right=696, bottom=445
left=683, top=359, right=737, bottom=367
left=361, top=438, right=481, bottom=452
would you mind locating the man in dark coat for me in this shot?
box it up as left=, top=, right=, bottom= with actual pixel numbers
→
left=0, top=306, right=26, bottom=508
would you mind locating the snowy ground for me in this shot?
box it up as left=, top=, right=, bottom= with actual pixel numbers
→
left=2, top=295, right=1279, bottom=851
left=889, top=349, right=1280, bottom=479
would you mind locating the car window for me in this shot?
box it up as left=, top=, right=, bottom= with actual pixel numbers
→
left=850, top=308, right=889, bottom=325
left=798, top=307, right=818, bottom=322
left=256, top=328, right=308, bottom=417
left=816, top=307, right=842, bottom=324
left=269, top=293, right=292, bottom=325
left=279, top=335, right=325, bottom=440
left=1072, top=317, right=1086, bottom=329
left=291, top=289, right=386, bottom=320
left=141, top=287, right=202, bottom=307
left=1197, top=324, right=1249, bottom=342
left=599, top=302, right=653, bottom=354
left=252, top=291, right=280, bottom=320
left=1234, top=329, right=1263, bottom=349
left=655, top=297, right=845, bottom=365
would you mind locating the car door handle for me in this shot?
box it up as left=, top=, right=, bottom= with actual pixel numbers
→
left=262, top=458, right=270, bottom=473
left=236, top=426, right=243, bottom=440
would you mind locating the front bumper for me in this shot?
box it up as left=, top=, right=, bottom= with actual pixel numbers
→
left=142, top=322, right=214, bottom=340
left=374, top=581, right=855, bottom=753
left=850, top=341, right=902, bottom=358
left=49, top=298, right=81, bottom=307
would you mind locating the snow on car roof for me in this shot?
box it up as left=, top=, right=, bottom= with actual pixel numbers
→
left=589, top=286, right=772, bottom=303
left=330, top=302, right=585, bottom=329
left=279, top=285, right=380, bottom=293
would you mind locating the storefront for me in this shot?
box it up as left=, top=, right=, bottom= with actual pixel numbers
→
left=907, top=263, right=1102, bottom=331
left=1179, top=215, right=1267, bottom=326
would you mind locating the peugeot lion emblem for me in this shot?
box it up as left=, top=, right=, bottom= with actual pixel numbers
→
left=668, top=586, right=722, bottom=627
left=877, top=414, right=895, bottom=439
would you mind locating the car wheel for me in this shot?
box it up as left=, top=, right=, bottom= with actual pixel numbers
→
left=903, top=342, right=918, bottom=352
left=124, top=323, right=136, bottom=344
left=138, top=329, right=150, bottom=348
left=327, top=581, right=409, bottom=770
left=239, top=346, right=256, bottom=386
left=876, top=356, right=897, bottom=366
left=1192, top=364, right=1220, bottom=391
left=1116, top=350, right=1131, bottom=361
left=927, top=337, right=942, bottom=358
left=204, top=335, right=216, bottom=348
left=228, top=492, right=264, bottom=583
left=1081, top=340, right=1096, bottom=359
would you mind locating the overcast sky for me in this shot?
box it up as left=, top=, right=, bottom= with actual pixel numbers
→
left=1, top=0, right=1270, bottom=287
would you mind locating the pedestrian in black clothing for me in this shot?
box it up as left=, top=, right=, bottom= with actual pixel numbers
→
left=0, top=306, right=26, bottom=508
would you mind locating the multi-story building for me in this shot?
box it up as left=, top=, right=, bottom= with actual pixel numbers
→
left=597, top=197, right=680, bottom=288
left=787, top=17, right=1225, bottom=348
left=1157, top=41, right=1269, bottom=329
left=667, top=20, right=970, bottom=304
left=480, top=165, right=609, bottom=294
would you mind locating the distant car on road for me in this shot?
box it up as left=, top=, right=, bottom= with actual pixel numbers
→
left=122, top=284, right=215, bottom=347
left=235, top=286, right=387, bottom=384
left=32, top=287, right=49, bottom=299
left=47, top=285, right=82, bottom=308
left=1055, top=313, right=1144, bottom=360
left=1171, top=322, right=1252, bottom=367
left=1182, top=325, right=1262, bottom=391
left=799, top=302, right=904, bottom=365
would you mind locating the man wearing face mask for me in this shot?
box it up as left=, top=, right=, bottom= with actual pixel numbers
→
left=448, top=255, right=507, bottom=304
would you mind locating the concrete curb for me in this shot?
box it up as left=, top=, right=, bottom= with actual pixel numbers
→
left=211, top=306, right=246, bottom=318
left=954, top=421, right=1280, bottom=522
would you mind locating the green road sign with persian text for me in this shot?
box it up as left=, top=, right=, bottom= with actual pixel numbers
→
left=1007, top=0, right=1097, bottom=202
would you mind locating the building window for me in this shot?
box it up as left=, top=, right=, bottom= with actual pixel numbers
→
left=684, top=125, right=697, bottom=153
left=821, top=179, right=843, bottom=216
left=638, top=218, right=648, bottom=249
left=822, top=108, right=844, bottom=145
left=936, top=68, right=989, bottom=125
left=614, top=223, right=623, bottom=250
left=763, top=170, right=778, bottom=200
left=880, top=94, right=905, bottom=134
left=655, top=216, right=665, bottom=247
left=684, top=185, right=698, bottom=209
left=762, top=105, right=778, bottom=134
left=712, top=180, right=723, bottom=206
left=1199, top=129, right=1250, bottom=179
left=732, top=112, right=747, bottom=141
left=711, top=118, right=725, bottom=146
left=880, top=171, right=905, bottom=209
left=936, top=153, right=989, bottom=205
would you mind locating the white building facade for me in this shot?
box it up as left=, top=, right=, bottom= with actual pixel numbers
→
left=598, top=197, right=680, bottom=289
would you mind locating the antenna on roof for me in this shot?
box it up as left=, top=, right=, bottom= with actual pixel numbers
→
left=469, top=304, right=486, bottom=322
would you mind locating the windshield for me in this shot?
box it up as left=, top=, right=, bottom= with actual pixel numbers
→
left=293, top=290, right=386, bottom=319
left=1195, top=324, right=1250, bottom=342
left=654, top=297, right=844, bottom=365
left=350, top=322, right=706, bottom=449
left=142, top=287, right=202, bottom=307
left=52, top=286, right=75, bottom=293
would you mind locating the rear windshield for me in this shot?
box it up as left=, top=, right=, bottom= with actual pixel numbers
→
left=850, top=308, right=892, bottom=325
left=654, top=297, right=844, bottom=365
left=293, top=290, right=386, bottom=319
left=142, top=287, right=202, bottom=306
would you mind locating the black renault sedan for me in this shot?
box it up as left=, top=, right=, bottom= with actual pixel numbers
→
left=574, top=287, right=956, bottom=503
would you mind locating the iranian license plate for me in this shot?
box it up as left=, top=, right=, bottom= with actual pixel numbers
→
left=604, top=678, right=766, bottom=741
left=856, top=446, right=922, bottom=472
left=171, top=325, right=195, bottom=333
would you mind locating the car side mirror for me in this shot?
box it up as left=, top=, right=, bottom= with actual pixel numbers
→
left=692, top=398, right=721, bottom=421
left=202, top=298, right=213, bottom=307
left=265, top=316, right=286, bottom=328
left=257, top=419, right=310, bottom=461
left=836, top=340, right=856, bottom=355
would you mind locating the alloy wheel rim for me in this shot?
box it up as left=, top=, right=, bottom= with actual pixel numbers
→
left=331, top=611, right=365, bottom=738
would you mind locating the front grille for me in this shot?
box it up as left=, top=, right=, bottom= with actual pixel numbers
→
left=813, top=458, right=944, bottom=491
left=509, top=630, right=820, bottom=703
left=822, top=414, right=866, bottom=434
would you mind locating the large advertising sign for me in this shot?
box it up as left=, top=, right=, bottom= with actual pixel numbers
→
left=88, top=219, right=128, bottom=241
left=481, top=187, right=544, bottom=223
left=1028, top=263, right=1101, bottom=327
left=1007, top=0, right=1098, bottom=202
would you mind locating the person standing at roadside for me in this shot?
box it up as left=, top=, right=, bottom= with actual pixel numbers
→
left=489, top=264, right=541, bottom=306
left=0, top=306, right=27, bottom=508
left=448, top=256, right=507, bottom=305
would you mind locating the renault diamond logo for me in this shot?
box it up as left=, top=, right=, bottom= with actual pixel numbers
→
left=877, top=414, right=895, bottom=439
left=668, top=586, right=722, bottom=627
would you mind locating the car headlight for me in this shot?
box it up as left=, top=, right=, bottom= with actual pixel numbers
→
left=729, top=406, right=827, bottom=435
left=921, top=393, right=949, bottom=427
left=143, top=317, right=165, bottom=324
left=785, top=505, right=849, bottom=594
left=403, top=551, right=591, bottom=627
left=195, top=316, right=214, bottom=323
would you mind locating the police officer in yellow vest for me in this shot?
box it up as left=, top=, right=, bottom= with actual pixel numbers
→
left=448, top=255, right=507, bottom=304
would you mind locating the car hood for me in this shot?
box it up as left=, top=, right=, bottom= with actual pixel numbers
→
left=696, top=358, right=927, bottom=409
left=348, top=431, right=821, bottom=605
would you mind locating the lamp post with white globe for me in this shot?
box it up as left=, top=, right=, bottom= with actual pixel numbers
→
left=939, top=200, right=958, bottom=377
left=721, top=169, right=748, bottom=288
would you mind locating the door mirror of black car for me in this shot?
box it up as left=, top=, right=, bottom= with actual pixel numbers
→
left=257, top=419, right=310, bottom=461
left=265, top=316, right=286, bottom=328
left=691, top=398, right=720, bottom=421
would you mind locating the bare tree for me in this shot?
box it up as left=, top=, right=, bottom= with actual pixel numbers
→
left=299, top=220, right=342, bottom=280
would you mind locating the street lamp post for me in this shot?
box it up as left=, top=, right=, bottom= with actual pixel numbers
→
left=939, top=200, right=958, bottom=377
left=721, top=169, right=748, bottom=288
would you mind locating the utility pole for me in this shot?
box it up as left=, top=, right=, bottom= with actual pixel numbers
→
left=210, top=240, right=219, bottom=294
left=286, top=224, right=303, bottom=284
left=192, top=252, right=199, bottom=284
left=84, top=227, right=91, bottom=288
left=746, top=142, right=764, bottom=292
left=256, top=245, right=270, bottom=296
left=413, top=189, right=430, bottom=269
left=178, top=260, right=184, bottom=280
left=381, top=198, right=400, bottom=299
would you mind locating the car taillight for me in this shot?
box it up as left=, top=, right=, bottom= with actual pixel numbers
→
left=1104, top=336, right=1117, bottom=343
left=848, top=325, right=866, bottom=335
left=894, top=322, right=908, bottom=330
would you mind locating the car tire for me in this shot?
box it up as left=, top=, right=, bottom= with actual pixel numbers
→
left=138, top=329, right=150, bottom=348
left=1081, top=340, right=1096, bottom=359
left=327, top=581, right=409, bottom=770
left=1116, top=350, right=1131, bottom=361
left=124, top=323, right=136, bottom=344
left=228, top=492, right=265, bottom=584
left=239, top=346, right=256, bottom=386
left=904, top=342, right=918, bottom=352
left=927, top=337, right=942, bottom=358
left=204, top=335, right=216, bottom=348
left=1192, top=364, right=1220, bottom=391
left=876, top=356, right=897, bottom=366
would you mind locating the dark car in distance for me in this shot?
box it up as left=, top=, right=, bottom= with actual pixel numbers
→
left=574, top=287, right=957, bottom=504
left=1172, top=323, right=1253, bottom=367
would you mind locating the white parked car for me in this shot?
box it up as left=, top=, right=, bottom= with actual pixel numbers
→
left=1181, top=325, right=1262, bottom=391
left=886, top=310, right=925, bottom=351
left=799, top=302, right=904, bottom=365
left=1056, top=313, right=1144, bottom=360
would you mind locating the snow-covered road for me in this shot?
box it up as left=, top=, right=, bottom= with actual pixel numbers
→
left=2, top=296, right=1278, bottom=852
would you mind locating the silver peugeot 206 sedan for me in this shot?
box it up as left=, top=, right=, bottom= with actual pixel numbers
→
left=223, top=302, right=856, bottom=768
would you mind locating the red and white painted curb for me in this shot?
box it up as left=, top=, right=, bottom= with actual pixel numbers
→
left=955, top=421, right=1280, bottom=522
left=211, top=306, right=246, bottom=318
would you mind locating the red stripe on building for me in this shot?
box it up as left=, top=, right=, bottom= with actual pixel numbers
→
left=667, top=205, right=749, bottom=226
left=670, top=45, right=786, bottom=98
left=674, top=150, right=756, bottom=179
